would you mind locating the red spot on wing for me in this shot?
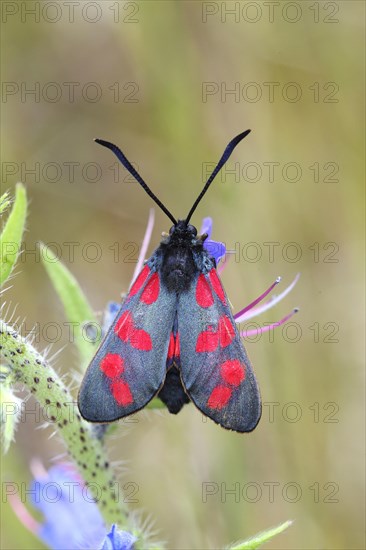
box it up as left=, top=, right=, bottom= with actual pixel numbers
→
left=196, top=274, right=214, bottom=308
left=207, top=386, right=232, bottom=410
left=167, top=331, right=180, bottom=362
left=129, top=265, right=150, bottom=297
left=219, top=315, right=235, bottom=348
left=167, top=332, right=175, bottom=359
left=115, top=311, right=152, bottom=351
left=221, top=360, right=245, bottom=387
left=196, top=327, right=219, bottom=352
left=209, top=269, right=226, bottom=304
left=175, top=332, right=180, bottom=357
left=114, top=311, right=133, bottom=341
left=110, top=380, right=133, bottom=406
left=100, top=354, right=124, bottom=378
left=140, top=272, right=160, bottom=304
left=130, top=328, right=152, bottom=351
left=196, top=316, right=235, bottom=353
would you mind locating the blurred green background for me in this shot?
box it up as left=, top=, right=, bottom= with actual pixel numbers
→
left=1, top=1, right=364, bottom=549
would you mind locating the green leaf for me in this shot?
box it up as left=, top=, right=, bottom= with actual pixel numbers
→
left=228, top=520, right=293, bottom=549
left=40, top=242, right=97, bottom=366
left=0, top=183, right=27, bottom=286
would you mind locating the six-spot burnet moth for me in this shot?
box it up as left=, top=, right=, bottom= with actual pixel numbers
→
left=78, top=130, right=262, bottom=432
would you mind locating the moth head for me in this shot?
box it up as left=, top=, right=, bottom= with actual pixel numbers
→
left=169, top=220, right=197, bottom=237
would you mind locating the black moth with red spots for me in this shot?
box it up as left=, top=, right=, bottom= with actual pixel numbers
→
left=78, top=130, right=261, bottom=432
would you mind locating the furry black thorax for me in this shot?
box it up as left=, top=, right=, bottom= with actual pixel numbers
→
left=153, top=220, right=211, bottom=293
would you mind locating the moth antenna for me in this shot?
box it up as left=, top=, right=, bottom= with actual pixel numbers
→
left=95, top=139, right=177, bottom=225
left=185, top=130, right=251, bottom=224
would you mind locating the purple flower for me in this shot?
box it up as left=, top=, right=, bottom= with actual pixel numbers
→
left=200, top=217, right=226, bottom=264
left=10, top=462, right=136, bottom=550
left=100, top=524, right=136, bottom=550
left=31, top=463, right=104, bottom=549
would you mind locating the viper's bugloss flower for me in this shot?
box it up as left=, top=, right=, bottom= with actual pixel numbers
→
left=101, top=524, right=136, bottom=550
left=200, top=216, right=227, bottom=264
left=9, top=462, right=136, bottom=550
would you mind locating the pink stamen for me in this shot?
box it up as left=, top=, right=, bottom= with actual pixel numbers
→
left=130, top=209, right=155, bottom=287
left=234, top=277, right=281, bottom=320
left=236, top=273, right=300, bottom=322
left=8, top=493, right=40, bottom=535
left=240, top=308, right=299, bottom=338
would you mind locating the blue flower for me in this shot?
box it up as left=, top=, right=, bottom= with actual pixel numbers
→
left=11, top=462, right=136, bottom=550
left=200, top=217, right=226, bottom=264
left=100, top=524, right=136, bottom=550
left=30, top=464, right=104, bottom=549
